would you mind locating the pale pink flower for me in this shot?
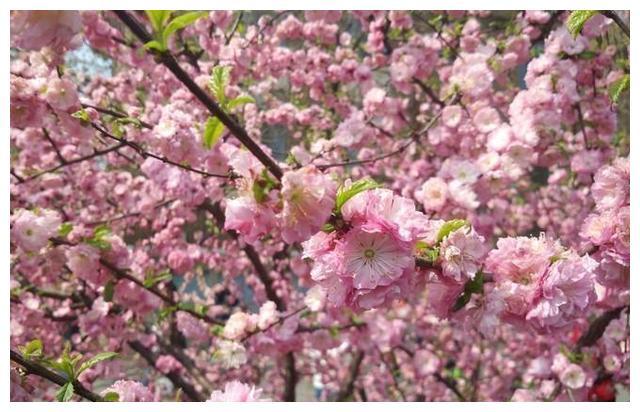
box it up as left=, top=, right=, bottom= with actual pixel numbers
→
left=279, top=166, right=336, bottom=244
left=439, top=227, right=487, bottom=282
left=224, top=196, right=276, bottom=245
left=334, top=111, right=368, bottom=147
left=526, top=254, right=597, bottom=330
left=485, top=234, right=561, bottom=284
left=559, top=364, right=587, bottom=389
left=65, top=244, right=101, bottom=282
left=473, top=107, right=501, bottom=133
left=43, top=77, right=79, bottom=111
left=257, top=301, right=278, bottom=330
left=102, top=380, right=153, bottom=402
left=223, top=312, right=256, bottom=340
left=10, top=11, right=82, bottom=51
left=591, top=157, right=629, bottom=211
left=208, top=381, right=267, bottom=402
left=442, top=105, right=463, bottom=128
left=415, top=177, right=448, bottom=211
left=11, top=209, right=61, bottom=252
left=342, top=188, right=430, bottom=242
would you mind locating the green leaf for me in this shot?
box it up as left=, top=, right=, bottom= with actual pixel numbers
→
left=19, top=339, right=43, bottom=360
left=145, top=10, right=172, bottom=33
left=609, top=74, right=630, bottom=105
left=143, top=40, right=165, bottom=52
left=143, top=271, right=173, bottom=288
left=436, top=219, right=469, bottom=243
left=227, top=95, right=256, bottom=111
left=56, top=381, right=74, bottom=402
left=103, top=280, right=115, bottom=302
left=86, top=224, right=111, bottom=250
left=103, top=392, right=120, bottom=402
left=321, top=223, right=335, bottom=233
left=58, top=222, right=73, bottom=237
left=208, top=66, right=231, bottom=104
left=566, top=10, right=597, bottom=38
left=452, top=271, right=484, bottom=312
left=202, top=116, right=225, bottom=149
left=71, top=109, right=90, bottom=123
left=77, top=352, right=118, bottom=377
left=335, top=178, right=380, bottom=213
left=157, top=305, right=177, bottom=323
left=161, top=12, right=207, bottom=49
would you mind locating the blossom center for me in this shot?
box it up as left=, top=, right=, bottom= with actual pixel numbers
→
left=363, top=248, right=376, bottom=259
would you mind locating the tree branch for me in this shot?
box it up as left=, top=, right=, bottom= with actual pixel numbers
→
left=127, top=340, right=205, bottom=401
left=336, top=350, right=364, bottom=401
left=114, top=10, right=283, bottom=181
left=10, top=349, right=104, bottom=402
left=601, top=11, right=630, bottom=38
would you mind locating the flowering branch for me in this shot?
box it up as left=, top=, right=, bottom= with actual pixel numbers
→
left=113, top=10, right=284, bottom=181
left=10, top=349, right=104, bottom=402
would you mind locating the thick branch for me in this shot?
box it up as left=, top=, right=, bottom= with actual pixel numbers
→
left=114, top=11, right=283, bottom=181
left=10, top=349, right=104, bottom=402
left=336, top=350, right=365, bottom=401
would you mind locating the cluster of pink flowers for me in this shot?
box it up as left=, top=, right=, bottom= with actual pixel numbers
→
left=482, top=234, right=598, bottom=333
left=10, top=11, right=82, bottom=53
left=224, top=148, right=336, bottom=245
left=102, top=380, right=154, bottom=402
left=11, top=209, right=61, bottom=253
left=208, top=381, right=268, bottom=402
left=303, top=187, right=434, bottom=310
left=223, top=301, right=279, bottom=340
left=580, top=158, right=630, bottom=298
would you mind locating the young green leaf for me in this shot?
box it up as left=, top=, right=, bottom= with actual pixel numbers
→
left=58, top=222, right=73, bottom=237
left=208, top=66, right=231, bottom=104
left=143, top=271, right=173, bottom=288
left=103, top=392, right=120, bottom=402
left=19, top=339, right=43, bottom=360
left=202, top=116, right=225, bottom=149
left=436, top=219, right=469, bottom=243
left=161, top=12, right=207, bottom=49
left=145, top=10, right=172, bottom=33
left=566, top=10, right=597, bottom=38
left=103, top=280, right=115, bottom=302
left=227, top=95, right=256, bottom=111
left=143, top=39, right=165, bottom=52
left=77, top=352, right=118, bottom=377
left=609, top=74, right=630, bottom=105
left=56, top=381, right=75, bottom=402
left=335, top=178, right=380, bottom=212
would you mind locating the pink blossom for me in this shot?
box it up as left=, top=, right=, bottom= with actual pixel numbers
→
left=279, top=166, right=336, bottom=244
left=415, top=177, right=448, bottom=211
left=11, top=11, right=82, bottom=51
left=559, top=364, right=587, bottom=389
left=208, top=381, right=267, bottom=402
left=102, top=380, right=154, bottom=402
left=224, top=196, right=276, bottom=245
left=341, top=223, right=413, bottom=289
left=526, top=254, right=597, bottom=331
left=438, top=227, right=487, bottom=282
left=11, top=209, right=61, bottom=252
